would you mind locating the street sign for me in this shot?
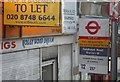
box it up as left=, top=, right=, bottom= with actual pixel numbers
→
left=79, top=18, right=110, bottom=74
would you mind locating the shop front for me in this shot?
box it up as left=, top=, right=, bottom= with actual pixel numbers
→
left=1, top=35, right=75, bottom=80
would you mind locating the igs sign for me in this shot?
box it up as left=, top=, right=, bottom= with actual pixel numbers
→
left=4, top=1, right=60, bottom=26
left=78, top=18, right=110, bottom=74
left=1, top=41, right=16, bottom=49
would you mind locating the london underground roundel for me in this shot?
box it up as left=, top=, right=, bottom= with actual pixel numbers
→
left=85, top=21, right=101, bottom=35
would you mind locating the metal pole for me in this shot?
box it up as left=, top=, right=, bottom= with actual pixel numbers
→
left=111, top=19, right=118, bottom=81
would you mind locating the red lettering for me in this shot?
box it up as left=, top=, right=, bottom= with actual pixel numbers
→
left=4, top=42, right=10, bottom=49
left=1, top=42, right=3, bottom=49
left=11, top=41, right=16, bottom=48
left=1, top=41, right=16, bottom=49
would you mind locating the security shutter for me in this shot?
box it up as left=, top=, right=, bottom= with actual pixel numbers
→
left=2, top=49, right=40, bottom=80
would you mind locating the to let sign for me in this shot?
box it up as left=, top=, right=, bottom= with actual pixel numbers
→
left=4, top=1, right=60, bottom=26
left=61, top=0, right=77, bottom=34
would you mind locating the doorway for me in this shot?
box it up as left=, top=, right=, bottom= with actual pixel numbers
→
left=42, top=59, right=57, bottom=80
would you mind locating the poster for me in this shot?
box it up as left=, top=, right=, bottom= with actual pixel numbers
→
left=62, top=0, right=77, bottom=34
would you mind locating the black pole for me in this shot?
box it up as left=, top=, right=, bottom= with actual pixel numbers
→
left=20, top=26, right=22, bottom=37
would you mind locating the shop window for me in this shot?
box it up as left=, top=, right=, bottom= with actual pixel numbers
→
left=42, top=46, right=58, bottom=61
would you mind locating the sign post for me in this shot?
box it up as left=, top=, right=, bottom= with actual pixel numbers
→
left=109, top=1, right=119, bottom=81
left=111, top=18, right=118, bottom=81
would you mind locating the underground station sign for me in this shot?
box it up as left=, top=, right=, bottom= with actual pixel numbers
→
left=79, top=18, right=110, bottom=49
left=78, top=18, right=110, bottom=74
left=85, top=21, right=100, bottom=35
left=4, top=1, right=60, bottom=26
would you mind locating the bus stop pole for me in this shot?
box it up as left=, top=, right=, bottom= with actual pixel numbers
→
left=111, top=19, right=118, bottom=81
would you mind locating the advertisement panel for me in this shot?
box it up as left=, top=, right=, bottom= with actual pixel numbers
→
left=61, top=0, right=77, bottom=34
left=4, top=1, right=60, bottom=26
left=79, top=18, right=110, bottom=74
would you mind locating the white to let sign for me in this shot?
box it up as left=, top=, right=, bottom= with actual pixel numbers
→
left=78, top=18, right=110, bottom=74
left=61, top=0, right=77, bottom=34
